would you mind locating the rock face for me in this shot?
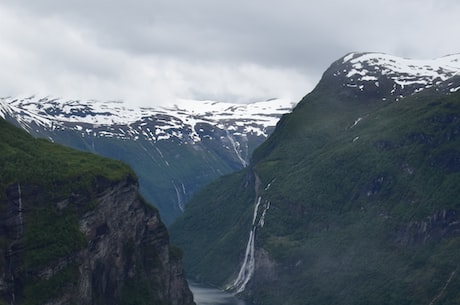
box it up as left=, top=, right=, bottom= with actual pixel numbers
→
left=75, top=177, right=194, bottom=305
left=0, top=177, right=194, bottom=305
left=396, top=209, right=460, bottom=246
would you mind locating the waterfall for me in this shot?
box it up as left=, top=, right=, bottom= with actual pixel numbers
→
left=225, top=130, right=248, bottom=168
left=8, top=246, right=15, bottom=305
left=227, top=175, right=273, bottom=293
left=155, top=147, right=170, bottom=166
left=228, top=197, right=261, bottom=293
left=8, top=183, right=24, bottom=305
left=428, top=268, right=457, bottom=305
left=258, top=201, right=270, bottom=228
left=17, top=183, right=23, bottom=238
left=172, top=181, right=185, bottom=212
left=228, top=196, right=271, bottom=293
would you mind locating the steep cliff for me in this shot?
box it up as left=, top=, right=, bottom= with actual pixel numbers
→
left=0, top=118, right=194, bottom=305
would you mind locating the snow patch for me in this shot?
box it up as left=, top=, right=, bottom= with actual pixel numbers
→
left=342, top=53, right=355, bottom=63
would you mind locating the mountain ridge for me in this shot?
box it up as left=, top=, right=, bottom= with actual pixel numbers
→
left=324, top=52, right=460, bottom=101
left=0, top=96, right=293, bottom=144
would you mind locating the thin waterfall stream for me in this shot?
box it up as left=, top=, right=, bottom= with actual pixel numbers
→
left=227, top=174, right=271, bottom=293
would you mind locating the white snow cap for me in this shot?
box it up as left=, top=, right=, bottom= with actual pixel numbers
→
left=343, top=52, right=460, bottom=85
left=335, top=52, right=460, bottom=100
left=0, top=96, right=295, bottom=142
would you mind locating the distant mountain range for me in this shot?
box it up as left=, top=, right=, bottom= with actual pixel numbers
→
left=171, top=52, right=460, bottom=305
left=0, top=96, right=294, bottom=224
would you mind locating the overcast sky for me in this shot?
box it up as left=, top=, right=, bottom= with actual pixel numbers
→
left=1, top=0, right=460, bottom=106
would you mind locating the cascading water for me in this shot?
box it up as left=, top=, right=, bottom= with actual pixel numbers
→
left=225, top=130, right=248, bottom=168
left=172, top=181, right=186, bottom=212
left=228, top=197, right=261, bottom=293
left=16, top=183, right=23, bottom=237
left=228, top=177, right=272, bottom=294
left=8, top=183, right=24, bottom=305
left=258, top=201, right=270, bottom=228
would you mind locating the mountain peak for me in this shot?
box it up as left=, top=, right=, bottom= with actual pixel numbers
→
left=325, top=52, right=460, bottom=101
left=341, top=52, right=460, bottom=79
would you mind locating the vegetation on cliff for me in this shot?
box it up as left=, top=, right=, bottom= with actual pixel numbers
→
left=0, top=118, right=134, bottom=195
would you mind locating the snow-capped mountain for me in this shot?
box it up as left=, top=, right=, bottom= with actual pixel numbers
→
left=0, top=96, right=294, bottom=224
left=0, top=96, right=292, bottom=144
left=327, top=52, right=460, bottom=101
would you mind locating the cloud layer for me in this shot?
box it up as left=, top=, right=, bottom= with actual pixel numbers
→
left=1, top=0, right=459, bottom=106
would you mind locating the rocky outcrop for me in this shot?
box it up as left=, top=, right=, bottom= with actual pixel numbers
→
left=76, top=177, right=194, bottom=305
left=0, top=177, right=195, bottom=305
left=396, top=209, right=460, bottom=246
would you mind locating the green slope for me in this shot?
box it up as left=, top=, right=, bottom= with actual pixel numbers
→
left=0, top=119, right=136, bottom=304
left=171, top=77, right=460, bottom=304
left=0, top=119, right=134, bottom=195
left=23, top=126, right=265, bottom=225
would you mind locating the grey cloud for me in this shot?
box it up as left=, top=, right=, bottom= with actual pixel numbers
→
left=9, top=1, right=460, bottom=66
left=1, top=0, right=460, bottom=105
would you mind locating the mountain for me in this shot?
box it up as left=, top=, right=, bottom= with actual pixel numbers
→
left=170, top=52, right=460, bottom=305
left=0, top=118, right=194, bottom=305
left=0, top=97, right=294, bottom=224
